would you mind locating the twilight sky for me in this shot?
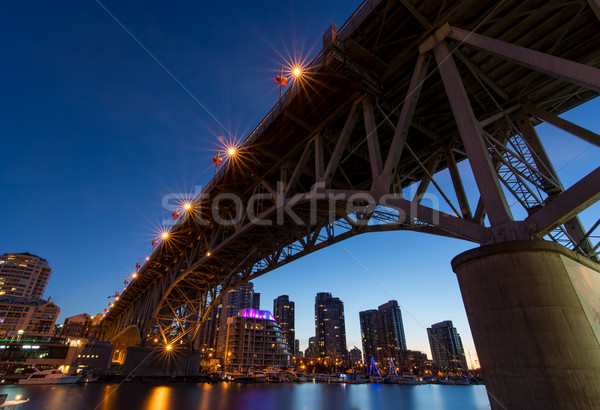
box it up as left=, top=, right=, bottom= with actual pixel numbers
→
left=1, top=1, right=598, bottom=365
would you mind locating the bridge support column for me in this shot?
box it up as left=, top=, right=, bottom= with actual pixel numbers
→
left=452, top=240, right=600, bottom=410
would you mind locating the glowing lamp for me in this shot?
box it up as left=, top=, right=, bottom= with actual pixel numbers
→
left=184, top=203, right=191, bottom=210
left=293, top=67, right=301, bottom=77
left=206, top=252, right=211, bottom=257
left=165, top=344, right=173, bottom=351
left=227, top=147, right=236, bottom=156
left=162, top=232, right=168, bottom=239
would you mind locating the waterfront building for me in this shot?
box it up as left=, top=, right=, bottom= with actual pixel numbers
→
left=304, top=336, right=316, bottom=358
left=215, top=282, right=257, bottom=358
left=314, top=292, right=347, bottom=359
left=0, top=295, right=59, bottom=338
left=427, top=320, right=468, bottom=370
left=402, top=350, right=429, bottom=374
left=359, top=300, right=407, bottom=368
left=58, top=313, right=102, bottom=339
left=273, top=295, right=295, bottom=354
left=294, top=339, right=300, bottom=356
left=377, top=300, right=407, bottom=364
left=0, top=252, right=52, bottom=298
left=349, top=346, right=362, bottom=367
left=71, top=340, right=114, bottom=376
left=223, top=308, right=292, bottom=371
left=359, top=309, right=378, bottom=363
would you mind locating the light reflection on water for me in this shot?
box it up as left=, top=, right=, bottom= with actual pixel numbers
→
left=0, top=382, right=491, bottom=410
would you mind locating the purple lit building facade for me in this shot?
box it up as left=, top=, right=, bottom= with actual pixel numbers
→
left=223, top=309, right=292, bottom=371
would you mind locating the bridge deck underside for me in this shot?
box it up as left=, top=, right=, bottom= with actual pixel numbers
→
left=101, top=0, right=600, bottom=345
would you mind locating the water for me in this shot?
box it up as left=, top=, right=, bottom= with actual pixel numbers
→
left=0, top=382, right=491, bottom=410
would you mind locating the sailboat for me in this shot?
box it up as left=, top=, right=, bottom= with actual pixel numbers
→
left=368, top=356, right=383, bottom=383
left=382, top=357, right=398, bottom=384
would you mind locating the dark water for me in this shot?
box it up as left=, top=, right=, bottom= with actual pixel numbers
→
left=0, top=382, right=491, bottom=410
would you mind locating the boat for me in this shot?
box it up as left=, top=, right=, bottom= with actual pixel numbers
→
left=397, top=375, right=424, bottom=385
left=234, top=371, right=266, bottom=383
left=0, top=394, right=29, bottom=409
left=347, top=375, right=368, bottom=384
left=264, top=370, right=285, bottom=383
left=77, top=366, right=99, bottom=383
left=18, top=368, right=82, bottom=385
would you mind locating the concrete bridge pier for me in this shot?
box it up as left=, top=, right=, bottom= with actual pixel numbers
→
left=452, top=241, right=600, bottom=410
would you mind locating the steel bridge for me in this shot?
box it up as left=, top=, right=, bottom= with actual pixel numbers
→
left=100, top=0, right=600, bottom=406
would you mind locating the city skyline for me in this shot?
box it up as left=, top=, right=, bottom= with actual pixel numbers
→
left=1, top=0, right=599, bottom=369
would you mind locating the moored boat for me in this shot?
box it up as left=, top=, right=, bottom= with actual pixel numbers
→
left=18, top=368, right=82, bottom=385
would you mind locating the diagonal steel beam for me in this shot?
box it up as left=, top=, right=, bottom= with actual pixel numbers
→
left=588, top=0, right=600, bottom=22
left=444, top=146, right=473, bottom=220
left=322, top=99, right=361, bottom=186
left=362, top=96, right=384, bottom=180
left=525, top=103, right=600, bottom=147
left=382, top=53, right=429, bottom=187
left=447, top=25, right=600, bottom=93
left=433, top=40, right=513, bottom=226
left=526, top=166, right=600, bottom=236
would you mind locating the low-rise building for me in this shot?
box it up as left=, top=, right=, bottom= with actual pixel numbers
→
left=0, top=296, right=59, bottom=338
left=223, top=308, right=292, bottom=371
left=58, top=313, right=102, bottom=339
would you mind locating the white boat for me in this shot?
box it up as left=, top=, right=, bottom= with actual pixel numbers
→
left=0, top=394, right=29, bottom=409
left=18, top=368, right=82, bottom=385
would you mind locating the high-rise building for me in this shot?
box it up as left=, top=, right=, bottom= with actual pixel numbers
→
left=252, top=293, right=260, bottom=310
left=294, top=339, right=300, bottom=356
left=305, top=336, right=316, bottom=358
left=0, top=253, right=59, bottom=338
left=315, top=292, right=347, bottom=359
left=427, top=320, right=467, bottom=370
left=359, top=300, right=407, bottom=368
left=273, top=295, right=295, bottom=355
left=359, top=309, right=379, bottom=363
left=0, top=253, right=52, bottom=298
left=223, top=308, right=292, bottom=371
left=216, top=282, right=257, bottom=358
left=377, top=300, right=407, bottom=363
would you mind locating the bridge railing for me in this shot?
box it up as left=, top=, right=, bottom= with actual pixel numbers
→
left=199, top=0, right=377, bottom=197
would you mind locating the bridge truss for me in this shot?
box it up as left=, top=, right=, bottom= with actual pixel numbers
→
left=100, top=0, right=600, bottom=351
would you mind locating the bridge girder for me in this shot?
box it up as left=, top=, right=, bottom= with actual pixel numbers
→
left=100, top=0, right=600, bottom=350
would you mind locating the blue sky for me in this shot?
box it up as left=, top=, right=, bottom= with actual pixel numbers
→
left=1, top=1, right=598, bottom=365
